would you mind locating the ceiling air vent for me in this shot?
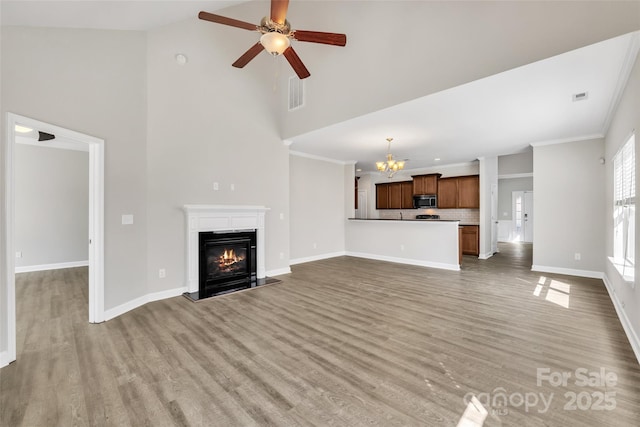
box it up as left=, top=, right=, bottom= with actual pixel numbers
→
left=288, top=76, right=305, bottom=111
left=572, top=91, right=589, bottom=102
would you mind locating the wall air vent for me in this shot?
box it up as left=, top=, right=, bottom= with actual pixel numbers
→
left=288, top=76, right=305, bottom=111
left=572, top=91, right=589, bottom=102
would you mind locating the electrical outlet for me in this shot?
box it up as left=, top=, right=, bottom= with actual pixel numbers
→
left=279, top=252, right=284, bottom=260
left=313, top=242, right=317, bottom=249
left=574, top=253, right=581, bottom=261
left=15, top=251, right=22, bottom=258
left=230, top=183, right=235, bottom=191
left=159, top=268, right=166, bottom=278
left=279, top=213, right=284, bottom=220
left=213, top=182, right=219, bottom=191
left=400, top=244, right=405, bottom=251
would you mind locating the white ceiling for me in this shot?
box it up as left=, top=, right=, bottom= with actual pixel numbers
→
left=2, top=1, right=639, bottom=172
left=288, top=31, right=640, bottom=171
left=0, top=1, right=247, bottom=31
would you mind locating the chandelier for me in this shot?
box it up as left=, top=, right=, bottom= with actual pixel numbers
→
left=376, top=138, right=405, bottom=178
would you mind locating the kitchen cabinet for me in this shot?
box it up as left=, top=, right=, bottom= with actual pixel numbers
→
left=355, top=177, right=359, bottom=209
left=376, top=181, right=414, bottom=209
left=460, top=225, right=480, bottom=256
left=401, top=181, right=413, bottom=209
left=412, top=173, right=441, bottom=195
left=376, top=184, right=390, bottom=209
left=437, top=175, right=479, bottom=209
left=458, top=175, right=480, bottom=208
left=437, top=178, right=459, bottom=208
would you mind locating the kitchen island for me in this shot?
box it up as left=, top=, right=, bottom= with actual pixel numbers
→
left=346, top=218, right=460, bottom=271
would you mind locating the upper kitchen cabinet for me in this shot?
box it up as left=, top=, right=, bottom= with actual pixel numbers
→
left=401, top=181, right=413, bottom=209
left=376, top=181, right=414, bottom=209
left=437, top=175, right=480, bottom=209
left=376, top=183, right=390, bottom=209
left=412, top=173, right=441, bottom=195
left=458, top=175, right=480, bottom=208
left=437, top=178, right=458, bottom=208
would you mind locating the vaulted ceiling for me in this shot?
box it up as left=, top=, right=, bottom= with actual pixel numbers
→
left=3, top=1, right=640, bottom=170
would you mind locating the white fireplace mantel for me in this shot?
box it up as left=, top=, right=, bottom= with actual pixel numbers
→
left=183, top=205, right=269, bottom=293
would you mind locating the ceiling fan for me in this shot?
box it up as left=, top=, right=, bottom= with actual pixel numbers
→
left=199, top=0, right=346, bottom=79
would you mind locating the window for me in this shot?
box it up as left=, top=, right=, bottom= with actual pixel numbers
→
left=613, top=132, right=635, bottom=283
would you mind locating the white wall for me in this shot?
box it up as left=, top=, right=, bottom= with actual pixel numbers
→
left=1, top=26, right=149, bottom=313
left=279, top=1, right=640, bottom=139
left=289, top=154, right=347, bottom=263
left=532, top=138, right=606, bottom=276
left=499, top=150, right=533, bottom=175
left=15, top=144, right=89, bottom=269
left=145, top=16, right=291, bottom=291
left=604, top=51, right=640, bottom=361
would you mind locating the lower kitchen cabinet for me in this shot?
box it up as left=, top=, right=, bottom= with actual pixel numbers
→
left=460, top=225, right=479, bottom=256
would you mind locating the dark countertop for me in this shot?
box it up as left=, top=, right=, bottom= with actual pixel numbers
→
left=347, top=218, right=480, bottom=226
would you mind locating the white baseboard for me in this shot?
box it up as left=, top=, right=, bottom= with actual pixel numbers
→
left=289, top=251, right=347, bottom=266
left=15, top=260, right=89, bottom=273
left=0, top=350, right=11, bottom=368
left=266, top=267, right=292, bottom=277
left=602, top=274, right=640, bottom=364
left=103, top=286, right=187, bottom=321
left=531, top=265, right=604, bottom=279
left=478, top=252, right=495, bottom=260
left=345, top=251, right=460, bottom=271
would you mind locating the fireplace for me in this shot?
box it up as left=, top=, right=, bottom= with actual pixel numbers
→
left=199, top=230, right=257, bottom=297
left=183, top=205, right=276, bottom=301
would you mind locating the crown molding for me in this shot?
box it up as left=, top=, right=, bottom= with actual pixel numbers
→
left=289, top=150, right=356, bottom=165
left=529, top=133, right=605, bottom=148
left=601, top=31, right=640, bottom=136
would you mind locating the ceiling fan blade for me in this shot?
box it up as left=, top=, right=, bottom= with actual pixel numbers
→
left=232, top=43, right=265, bottom=68
left=270, top=0, right=290, bottom=25
left=198, top=11, right=257, bottom=31
left=283, top=46, right=310, bottom=79
left=293, top=30, right=347, bottom=46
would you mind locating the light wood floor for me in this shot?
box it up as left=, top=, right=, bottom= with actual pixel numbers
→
left=2, top=243, right=639, bottom=426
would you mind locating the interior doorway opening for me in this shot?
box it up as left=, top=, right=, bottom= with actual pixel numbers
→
left=512, top=190, right=533, bottom=243
left=2, top=113, right=104, bottom=368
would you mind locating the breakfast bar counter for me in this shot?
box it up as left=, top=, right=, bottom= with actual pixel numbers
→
left=346, top=218, right=461, bottom=271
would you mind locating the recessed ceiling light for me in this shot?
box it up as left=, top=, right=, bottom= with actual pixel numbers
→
left=434, top=158, right=441, bottom=161
left=356, top=168, right=362, bottom=172
left=15, top=125, right=32, bottom=133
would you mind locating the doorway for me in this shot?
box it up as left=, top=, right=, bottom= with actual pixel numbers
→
left=2, top=113, right=104, bottom=367
left=512, top=190, right=533, bottom=243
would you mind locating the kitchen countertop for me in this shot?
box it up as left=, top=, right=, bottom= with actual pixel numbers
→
left=348, top=218, right=479, bottom=226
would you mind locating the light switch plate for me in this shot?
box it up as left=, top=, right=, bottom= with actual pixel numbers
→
left=122, top=214, right=134, bottom=225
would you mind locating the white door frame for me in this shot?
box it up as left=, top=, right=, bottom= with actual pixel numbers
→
left=490, top=183, right=498, bottom=253
left=512, top=190, right=533, bottom=243
left=523, top=191, right=534, bottom=243
left=3, top=113, right=104, bottom=367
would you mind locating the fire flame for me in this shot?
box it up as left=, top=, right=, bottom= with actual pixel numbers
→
left=221, top=249, right=238, bottom=265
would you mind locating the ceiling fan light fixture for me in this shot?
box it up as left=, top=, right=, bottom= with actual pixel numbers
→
left=260, top=31, right=290, bottom=55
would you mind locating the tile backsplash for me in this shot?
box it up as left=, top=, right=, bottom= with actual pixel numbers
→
left=378, top=208, right=480, bottom=224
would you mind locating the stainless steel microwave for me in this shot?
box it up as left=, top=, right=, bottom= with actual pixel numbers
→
left=413, top=194, right=437, bottom=208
